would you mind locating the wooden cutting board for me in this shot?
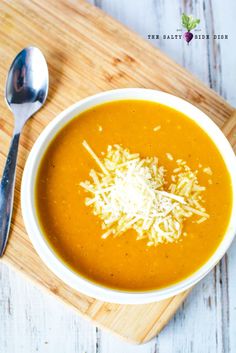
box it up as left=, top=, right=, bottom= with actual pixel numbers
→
left=0, top=0, right=235, bottom=344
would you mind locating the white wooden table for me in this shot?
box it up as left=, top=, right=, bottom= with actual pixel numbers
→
left=0, top=1, right=236, bottom=352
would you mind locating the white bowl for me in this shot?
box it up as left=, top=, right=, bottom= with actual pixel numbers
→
left=21, top=89, right=236, bottom=304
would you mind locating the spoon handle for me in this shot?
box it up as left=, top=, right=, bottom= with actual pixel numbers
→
left=0, top=132, right=20, bottom=256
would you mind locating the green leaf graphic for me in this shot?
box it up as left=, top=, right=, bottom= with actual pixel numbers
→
left=182, top=13, right=189, bottom=28
left=182, top=13, right=200, bottom=31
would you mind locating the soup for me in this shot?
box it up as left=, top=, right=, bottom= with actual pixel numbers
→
left=35, top=100, right=232, bottom=291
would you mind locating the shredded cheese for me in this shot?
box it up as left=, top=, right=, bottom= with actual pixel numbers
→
left=166, top=153, right=174, bottom=161
left=203, top=167, right=213, bottom=175
left=82, top=140, right=109, bottom=175
left=80, top=142, right=209, bottom=246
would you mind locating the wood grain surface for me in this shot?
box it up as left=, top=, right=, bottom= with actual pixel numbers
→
left=0, top=0, right=235, bottom=352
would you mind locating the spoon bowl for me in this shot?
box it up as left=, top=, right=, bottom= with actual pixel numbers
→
left=5, top=47, right=48, bottom=131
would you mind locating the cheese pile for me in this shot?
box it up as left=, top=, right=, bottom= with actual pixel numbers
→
left=80, top=141, right=209, bottom=245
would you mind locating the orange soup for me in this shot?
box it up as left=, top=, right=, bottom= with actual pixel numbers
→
left=35, top=100, right=232, bottom=291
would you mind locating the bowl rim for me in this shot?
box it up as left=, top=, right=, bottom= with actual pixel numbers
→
left=21, top=88, right=236, bottom=304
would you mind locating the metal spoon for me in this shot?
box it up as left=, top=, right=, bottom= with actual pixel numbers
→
left=0, top=47, right=49, bottom=256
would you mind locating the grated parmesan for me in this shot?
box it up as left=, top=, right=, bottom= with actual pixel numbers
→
left=203, top=167, right=213, bottom=175
left=80, top=141, right=209, bottom=246
left=166, top=153, right=174, bottom=161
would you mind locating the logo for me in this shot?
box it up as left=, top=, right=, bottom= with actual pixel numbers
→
left=181, top=13, right=200, bottom=44
left=147, top=13, right=228, bottom=43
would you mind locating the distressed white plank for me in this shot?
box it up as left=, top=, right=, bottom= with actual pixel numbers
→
left=0, top=264, right=97, bottom=353
left=1, top=1, right=236, bottom=352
